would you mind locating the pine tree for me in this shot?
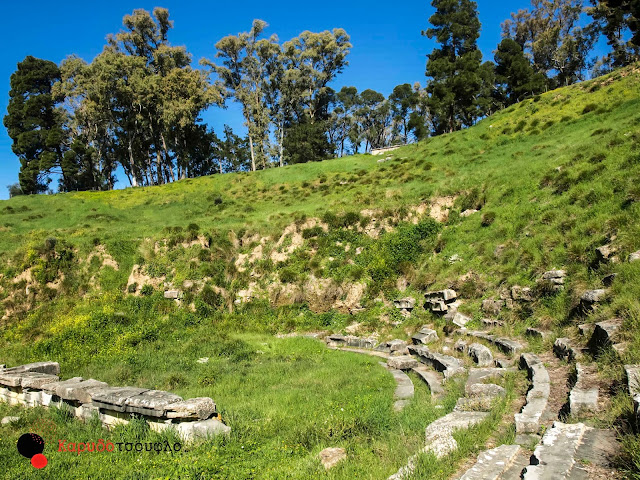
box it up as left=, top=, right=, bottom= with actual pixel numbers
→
left=494, top=38, right=546, bottom=106
left=3, top=56, right=67, bottom=194
left=423, top=0, right=488, bottom=134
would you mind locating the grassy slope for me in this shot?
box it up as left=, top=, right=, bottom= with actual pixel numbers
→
left=1, top=65, right=640, bottom=478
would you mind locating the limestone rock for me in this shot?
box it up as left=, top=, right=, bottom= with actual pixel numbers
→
left=525, top=328, right=547, bottom=339
left=522, top=422, right=589, bottom=479
left=482, top=299, right=504, bottom=316
left=90, top=386, right=150, bottom=412
left=452, top=312, right=471, bottom=327
left=467, top=383, right=506, bottom=398
left=467, top=343, right=493, bottom=367
left=393, top=297, right=415, bottom=310
left=408, top=345, right=465, bottom=379
left=411, top=327, right=438, bottom=345
left=553, top=338, right=579, bottom=362
left=165, top=397, right=217, bottom=420
left=2, top=361, right=60, bottom=376
left=164, top=290, right=183, bottom=300
left=588, top=318, right=622, bottom=355
left=319, top=447, right=347, bottom=470
left=596, top=244, right=618, bottom=264
left=125, top=390, right=184, bottom=417
left=56, top=378, right=109, bottom=404
left=460, top=209, right=478, bottom=217
left=630, top=250, right=640, bottom=262
left=624, top=365, right=640, bottom=399
left=512, top=286, right=534, bottom=302
left=580, top=289, right=607, bottom=312
left=1, top=416, right=20, bottom=425
left=424, top=411, right=489, bottom=458
left=459, top=444, right=521, bottom=480
left=387, top=355, right=419, bottom=371
left=175, top=418, right=230, bottom=442
left=424, top=289, right=457, bottom=313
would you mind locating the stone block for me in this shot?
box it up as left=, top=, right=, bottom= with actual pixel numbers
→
left=467, top=343, right=493, bottom=367
left=387, top=355, right=419, bottom=371
left=165, top=397, right=217, bottom=420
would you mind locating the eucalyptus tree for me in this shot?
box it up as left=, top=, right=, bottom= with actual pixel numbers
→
left=205, top=20, right=272, bottom=171
left=502, top=0, right=598, bottom=86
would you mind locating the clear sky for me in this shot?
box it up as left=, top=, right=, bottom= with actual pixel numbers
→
left=0, top=0, right=590, bottom=199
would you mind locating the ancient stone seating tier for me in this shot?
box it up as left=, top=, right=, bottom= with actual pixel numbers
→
left=0, top=361, right=230, bottom=442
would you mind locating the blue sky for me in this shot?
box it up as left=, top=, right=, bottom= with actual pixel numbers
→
left=0, top=0, right=597, bottom=199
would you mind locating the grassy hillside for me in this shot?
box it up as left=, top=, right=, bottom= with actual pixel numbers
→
left=1, top=64, right=640, bottom=478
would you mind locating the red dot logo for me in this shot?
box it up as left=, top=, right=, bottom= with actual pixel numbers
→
left=31, top=453, right=48, bottom=469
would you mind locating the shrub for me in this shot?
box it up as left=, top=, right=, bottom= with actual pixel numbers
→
left=201, top=285, right=223, bottom=307
left=481, top=212, right=496, bottom=227
left=140, top=284, right=154, bottom=296
left=187, top=223, right=200, bottom=232
left=127, top=283, right=138, bottom=294
left=302, top=226, right=324, bottom=239
left=279, top=268, right=298, bottom=284
left=582, top=103, right=598, bottom=114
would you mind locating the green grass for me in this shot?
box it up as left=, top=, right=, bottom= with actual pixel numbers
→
left=1, top=65, right=640, bottom=477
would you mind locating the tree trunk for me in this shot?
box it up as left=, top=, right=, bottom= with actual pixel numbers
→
left=128, top=139, right=139, bottom=187
left=248, top=136, right=256, bottom=172
left=279, top=121, right=284, bottom=167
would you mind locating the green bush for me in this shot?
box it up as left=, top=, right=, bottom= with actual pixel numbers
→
left=302, top=226, right=323, bottom=239
left=140, top=284, right=154, bottom=296
left=481, top=212, right=496, bottom=227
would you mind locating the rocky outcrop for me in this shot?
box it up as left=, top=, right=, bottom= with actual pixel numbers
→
left=579, top=289, right=608, bottom=314
left=0, top=361, right=229, bottom=442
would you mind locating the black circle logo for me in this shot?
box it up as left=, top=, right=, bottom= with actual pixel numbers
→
left=17, top=433, right=45, bottom=458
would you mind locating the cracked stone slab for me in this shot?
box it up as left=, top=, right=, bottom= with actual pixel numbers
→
left=459, top=444, right=522, bottom=480
left=90, top=387, right=150, bottom=412
left=2, top=362, right=60, bottom=376
left=125, top=390, right=184, bottom=417
left=424, top=411, right=489, bottom=458
left=515, top=360, right=550, bottom=434
left=165, top=397, right=217, bottom=420
left=569, top=364, right=598, bottom=414
left=522, top=422, right=589, bottom=479
left=55, top=379, right=110, bottom=404
left=20, top=373, right=60, bottom=389
left=40, top=377, right=83, bottom=395
left=175, top=418, right=230, bottom=442
left=464, top=331, right=523, bottom=355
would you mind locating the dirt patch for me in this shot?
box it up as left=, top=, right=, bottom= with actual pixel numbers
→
left=87, top=245, right=119, bottom=271
left=126, top=264, right=165, bottom=294
left=428, top=196, right=456, bottom=222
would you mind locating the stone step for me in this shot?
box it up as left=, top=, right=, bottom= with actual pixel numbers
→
left=389, top=411, right=489, bottom=480
left=568, top=364, right=598, bottom=415
left=522, top=422, right=589, bottom=479
left=327, top=346, right=390, bottom=359
left=458, top=444, right=522, bottom=480
left=501, top=450, right=535, bottom=480
left=412, top=366, right=445, bottom=397
left=380, top=362, right=414, bottom=411
left=463, top=330, right=524, bottom=355
left=408, top=345, right=466, bottom=379
left=515, top=354, right=550, bottom=436
left=568, top=428, right=620, bottom=478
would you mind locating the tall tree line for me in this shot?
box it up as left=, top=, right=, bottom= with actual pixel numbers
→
left=5, top=2, right=640, bottom=194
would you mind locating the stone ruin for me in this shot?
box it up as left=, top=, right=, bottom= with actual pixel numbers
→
left=0, top=361, right=229, bottom=442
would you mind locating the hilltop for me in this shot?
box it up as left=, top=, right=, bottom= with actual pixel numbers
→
left=1, top=65, right=640, bottom=479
